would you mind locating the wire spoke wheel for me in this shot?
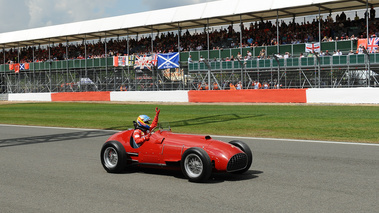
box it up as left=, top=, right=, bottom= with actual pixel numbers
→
left=181, top=147, right=212, bottom=182
left=184, top=153, right=204, bottom=178
left=103, top=147, right=119, bottom=169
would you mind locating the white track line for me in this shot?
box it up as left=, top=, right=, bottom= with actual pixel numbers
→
left=0, top=124, right=119, bottom=132
left=211, top=135, right=379, bottom=146
left=1, top=123, right=378, bottom=146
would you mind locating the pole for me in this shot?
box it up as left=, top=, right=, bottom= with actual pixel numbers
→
left=151, top=27, right=154, bottom=54
left=17, top=44, right=20, bottom=93
left=207, top=19, right=210, bottom=90
left=366, top=0, right=370, bottom=87
left=84, top=36, right=88, bottom=91
left=276, top=10, right=279, bottom=54
left=276, top=10, right=280, bottom=88
left=32, top=44, right=35, bottom=92
left=240, top=15, right=243, bottom=86
left=318, top=5, right=321, bottom=88
left=2, top=46, right=4, bottom=93
left=178, top=23, right=182, bottom=90
left=151, top=27, right=155, bottom=91
left=105, top=33, right=108, bottom=91
left=48, top=42, right=52, bottom=92
left=66, top=38, right=68, bottom=92
left=240, top=15, right=243, bottom=53
left=127, top=31, right=130, bottom=91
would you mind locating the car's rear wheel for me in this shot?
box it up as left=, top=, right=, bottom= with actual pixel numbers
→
left=181, top=147, right=212, bottom=182
left=101, top=141, right=127, bottom=173
left=229, top=140, right=253, bottom=174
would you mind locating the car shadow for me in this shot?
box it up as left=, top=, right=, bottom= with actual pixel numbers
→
left=122, top=167, right=262, bottom=183
left=207, top=170, right=263, bottom=183
left=0, top=130, right=115, bottom=148
left=106, top=113, right=265, bottom=130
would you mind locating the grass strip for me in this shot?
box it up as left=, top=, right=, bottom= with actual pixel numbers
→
left=0, top=102, right=378, bottom=143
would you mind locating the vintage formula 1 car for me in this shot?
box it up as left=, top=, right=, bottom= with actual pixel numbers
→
left=101, top=124, right=252, bottom=182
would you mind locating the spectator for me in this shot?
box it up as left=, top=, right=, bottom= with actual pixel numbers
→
left=188, top=55, right=193, bottom=63
left=262, top=82, right=269, bottom=89
left=247, top=50, right=252, bottom=59
left=252, top=80, right=261, bottom=89
left=199, top=55, right=204, bottom=62
left=236, top=81, right=242, bottom=90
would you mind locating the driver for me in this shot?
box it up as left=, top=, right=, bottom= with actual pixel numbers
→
left=133, top=107, right=160, bottom=147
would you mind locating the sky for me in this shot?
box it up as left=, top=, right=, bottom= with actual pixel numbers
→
left=0, top=0, right=372, bottom=35
left=0, top=0, right=218, bottom=33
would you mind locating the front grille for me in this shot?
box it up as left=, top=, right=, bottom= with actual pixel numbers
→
left=227, top=153, right=247, bottom=172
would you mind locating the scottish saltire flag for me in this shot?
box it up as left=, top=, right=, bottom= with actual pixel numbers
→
left=305, top=42, right=320, bottom=53
left=367, top=38, right=379, bottom=53
left=157, top=52, right=179, bottom=70
left=20, top=63, right=25, bottom=70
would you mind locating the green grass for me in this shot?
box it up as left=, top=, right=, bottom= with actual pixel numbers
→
left=0, top=102, right=378, bottom=143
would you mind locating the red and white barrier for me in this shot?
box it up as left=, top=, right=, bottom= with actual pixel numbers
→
left=8, top=93, right=52, bottom=102
left=5, top=88, right=379, bottom=104
left=110, top=91, right=189, bottom=102
left=306, top=88, right=379, bottom=104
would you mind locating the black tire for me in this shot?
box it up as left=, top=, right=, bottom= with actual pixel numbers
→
left=181, top=147, right=212, bottom=182
left=100, top=141, right=127, bottom=173
left=229, top=140, right=253, bottom=174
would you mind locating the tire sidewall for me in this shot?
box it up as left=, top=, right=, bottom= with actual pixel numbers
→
left=229, top=140, right=253, bottom=173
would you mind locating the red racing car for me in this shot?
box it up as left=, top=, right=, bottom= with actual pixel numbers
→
left=101, top=124, right=252, bottom=182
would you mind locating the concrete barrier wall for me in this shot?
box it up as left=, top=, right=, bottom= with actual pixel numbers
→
left=51, top=92, right=111, bottom=102
left=0, top=94, right=8, bottom=101
left=4, top=88, right=379, bottom=104
left=188, top=89, right=307, bottom=103
left=306, top=88, right=379, bottom=104
left=8, top=93, right=51, bottom=102
left=110, top=91, right=189, bottom=102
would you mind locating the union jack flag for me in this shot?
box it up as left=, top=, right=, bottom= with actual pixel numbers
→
left=134, top=54, right=156, bottom=70
left=367, top=38, right=379, bottom=53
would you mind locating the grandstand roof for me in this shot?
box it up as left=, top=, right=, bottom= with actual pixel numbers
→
left=1, top=0, right=378, bottom=48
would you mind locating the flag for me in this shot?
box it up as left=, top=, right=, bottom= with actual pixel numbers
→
left=20, top=63, right=25, bottom=70
left=367, top=37, right=379, bottom=53
left=20, top=63, right=29, bottom=70
left=14, top=63, right=20, bottom=73
left=151, top=54, right=158, bottom=66
left=113, top=56, right=134, bottom=67
left=305, top=42, right=320, bottom=53
left=113, top=56, right=119, bottom=67
left=9, top=64, right=14, bottom=70
left=157, top=52, right=179, bottom=70
left=356, top=39, right=367, bottom=53
left=134, top=55, right=154, bottom=70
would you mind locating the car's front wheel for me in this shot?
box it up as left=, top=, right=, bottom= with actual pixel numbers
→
left=181, top=147, right=212, bottom=182
left=101, top=141, right=127, bottom=173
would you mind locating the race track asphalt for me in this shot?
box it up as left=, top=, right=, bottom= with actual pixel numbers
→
left=0, top=124, right=378, bottom=213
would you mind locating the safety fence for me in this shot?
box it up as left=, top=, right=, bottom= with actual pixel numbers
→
left=0, top=40, right=358, bottom=72
left=188, top=54, right=378, bottom=71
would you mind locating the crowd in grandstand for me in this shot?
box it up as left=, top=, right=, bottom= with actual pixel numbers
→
left=0, top=9, right=377, bottom=65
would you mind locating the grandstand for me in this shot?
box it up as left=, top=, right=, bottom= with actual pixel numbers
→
left=1, top=0, right=379, bottom=94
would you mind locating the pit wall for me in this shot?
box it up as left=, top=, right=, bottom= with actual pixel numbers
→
left=4, top=88, right=379, bottom=104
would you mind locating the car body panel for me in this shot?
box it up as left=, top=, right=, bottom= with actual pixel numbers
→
left=105, top=129, right=246, bottom=172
